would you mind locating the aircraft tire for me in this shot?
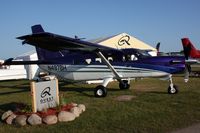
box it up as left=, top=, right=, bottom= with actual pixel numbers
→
left=94, top=85, right=107, bottom=97
left=119, top=80, right=130, bottom=90
left=168, top=85, right=178, bottom=94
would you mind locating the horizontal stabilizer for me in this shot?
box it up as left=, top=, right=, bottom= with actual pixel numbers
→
left=2, top=60, right=50, bottom=65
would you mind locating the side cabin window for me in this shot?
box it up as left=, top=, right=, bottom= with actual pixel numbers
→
left=108, top=57, right=113, bottom=62
left=84, top=57, right=114, bottom=64
left=73, top=60, right=81, bottom=65
left=85, top=59, right=92, bottom=64
left=73, top=58, right=102, bottom=65
left=73, top=58, right=90, bottom=65
left=123, top=54, right=137, bottom=61
left=85, top=58, right=103, bottom=64
left=95, top=58, right=102, bottom=63
left=131, top=54, right=138, bottom=61
left=72, top=54, right=125, bottom=65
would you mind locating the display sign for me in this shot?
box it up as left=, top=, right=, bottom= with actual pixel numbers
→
left=31, top=79, right=59, bottom=112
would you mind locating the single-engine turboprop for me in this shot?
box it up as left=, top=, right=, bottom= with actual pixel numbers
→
left=3, top=25, right=186, bottom=97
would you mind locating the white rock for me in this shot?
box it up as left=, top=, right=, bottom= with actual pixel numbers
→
left=58, top=111, right=76, bottom=122
left=71, top=103, right=78, bottom=107
left=6, top=114, right=17, bottom=125
left=1, top=110, right=13, bottom=121
left=27, top=114, right=42, bottom=125
left=77, top=104, right=86, bottom=113
left=15, top=115, right=27, bottom=126
left=43, top=115, right=57, bottom=125
left=70, top=107, right=80, bottom=117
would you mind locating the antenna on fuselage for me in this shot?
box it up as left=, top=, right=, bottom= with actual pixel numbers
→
left=59, top=51, right=64, bottom=57
left=75, top=35, right=86, bottom=40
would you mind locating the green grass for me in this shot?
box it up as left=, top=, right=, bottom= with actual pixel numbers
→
left=0, top=76, right=200, bottom=133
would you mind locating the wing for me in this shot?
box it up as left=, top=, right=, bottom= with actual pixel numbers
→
left=185, top=59, right=200, bottom=65
left=17, top=32, right=119, bottom=52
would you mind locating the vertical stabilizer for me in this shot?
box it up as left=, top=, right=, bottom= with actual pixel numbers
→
left=30, top=24, right=66, bottom=61
left=31, top=24, right=44, bottom=33
left=31, top=25, right=47, bottom=60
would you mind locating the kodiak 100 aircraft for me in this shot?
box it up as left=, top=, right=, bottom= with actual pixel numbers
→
left=3, top=25, right=188, bottom=97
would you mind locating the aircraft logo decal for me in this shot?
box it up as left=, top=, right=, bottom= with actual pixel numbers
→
left=118, top=35, right=131, bottom=46
left=41, top=87, right=51, bottom=98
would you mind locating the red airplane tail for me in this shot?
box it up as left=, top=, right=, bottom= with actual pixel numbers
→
left=181, top=38, right=200, bottom=59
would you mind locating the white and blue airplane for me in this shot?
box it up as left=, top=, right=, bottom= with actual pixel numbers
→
left=3, top=25, right=186, bottom=97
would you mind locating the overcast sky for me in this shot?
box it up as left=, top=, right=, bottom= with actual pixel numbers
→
left=0, top=0, right=200, bottom=59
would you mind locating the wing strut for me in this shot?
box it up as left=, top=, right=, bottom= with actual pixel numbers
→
left=96, top=51, right=122, bottom=82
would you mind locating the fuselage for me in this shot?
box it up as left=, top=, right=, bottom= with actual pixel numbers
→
left=39, top=64, right=169, bottom=81
left=37, top=49, right=185, bottom=82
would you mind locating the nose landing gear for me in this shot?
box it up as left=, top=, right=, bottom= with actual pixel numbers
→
left=168, top=75, right=178, bottom=94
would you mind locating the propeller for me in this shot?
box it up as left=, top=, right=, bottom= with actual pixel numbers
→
left=183, top=46, right=192, bottom=82
left=181, top=38, right=192, bottom=82
left=184, top=64, right=191, bottom=82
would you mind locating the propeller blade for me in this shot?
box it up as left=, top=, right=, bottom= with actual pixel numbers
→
left=184, top=64, right=191, bottom=83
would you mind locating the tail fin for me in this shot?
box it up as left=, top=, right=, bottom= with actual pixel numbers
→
left=31, top=25, right=52, bottom=60
left=32, top=24, right=44, bottom=33
left=181, top=38, right=200, bottom=59
left=31, top=24, right=66, bottom=61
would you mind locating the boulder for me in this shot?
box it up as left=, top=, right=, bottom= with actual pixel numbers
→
left=58, top=111, right=76, bottom=122
left=27, top=114, right=42, bottom=125
left=15, top=115, right=27, bottom=126
left=1, top=110, right=13, bottom=121
left=43, top=115, right=57, bottom=125
left=6, top=114, right=17, bottom=125
left=71, top=103, right=78, bottom=107
left=70, top=107, right=80, bottom=117
left=77, top=104, right=86, bottom=113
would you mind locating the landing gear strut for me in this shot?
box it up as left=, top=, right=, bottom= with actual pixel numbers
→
left=94, top=77, right=112, bottom=97
left=119, top=80, right=130, bottom=90
left=168, top=75, right=178, bottom=94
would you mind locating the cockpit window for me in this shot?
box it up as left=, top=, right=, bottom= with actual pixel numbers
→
left=121, top=49, right=151, bottom=61
left=137, top=50, right=151, bottom=58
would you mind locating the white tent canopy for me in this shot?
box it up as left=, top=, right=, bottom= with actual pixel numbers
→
left=91, top=33, right=157, bottom=56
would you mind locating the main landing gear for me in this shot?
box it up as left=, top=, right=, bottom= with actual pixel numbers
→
left=94, top=85, right=107, bottom=97
left=119, top=80, right=130, bottom=90
left=94, top=79, right=130, bottom=97
left=94, top=75, right=178, bottom=97
left=168, top=75, right=178, bottom=94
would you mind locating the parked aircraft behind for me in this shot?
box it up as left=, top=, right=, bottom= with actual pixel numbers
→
left=181, top=38, right=200, bottom=81
left=2, top=25, right=187, bottom=97
left=181, top=38, right=200, bottom=59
